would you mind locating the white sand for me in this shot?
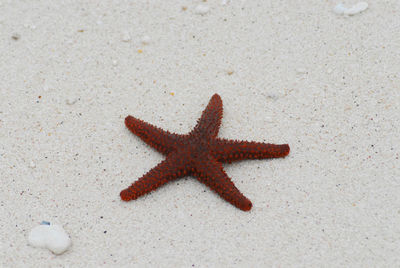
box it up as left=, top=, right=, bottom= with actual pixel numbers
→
left=1, top=1, right=399, bottom=266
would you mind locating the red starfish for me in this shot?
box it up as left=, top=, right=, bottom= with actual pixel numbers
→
left=120, top=94, right=290, bottom=211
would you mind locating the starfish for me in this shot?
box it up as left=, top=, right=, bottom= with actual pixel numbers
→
left=120, top=94, right=290, bottom=211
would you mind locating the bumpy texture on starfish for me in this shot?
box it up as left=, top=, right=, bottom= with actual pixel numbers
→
left=121, top=94, right=289, bottom=211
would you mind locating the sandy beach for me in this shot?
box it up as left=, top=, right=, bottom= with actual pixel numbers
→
left=1, top=0, right=399, bottom=266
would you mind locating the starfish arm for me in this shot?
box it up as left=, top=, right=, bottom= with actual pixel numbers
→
left=120, top=152, right=189, bottom=201
left=212, top=138, right=290, bottom=163
left=125, top=116, right=183, bottom=155
left=194, top=155, right=252, bottom=211
left=191, top=94, right=223, bottom=138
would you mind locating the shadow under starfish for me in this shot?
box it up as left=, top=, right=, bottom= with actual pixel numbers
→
left=120, top=94, right=290, bottom=211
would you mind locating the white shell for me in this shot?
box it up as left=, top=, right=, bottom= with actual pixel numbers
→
left=344, top=2, right=368, bottom=15
left=333, top=2, right=368, bottom=15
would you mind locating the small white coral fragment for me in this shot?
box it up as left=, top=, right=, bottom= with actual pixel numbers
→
left=28, top=223, right=71, bottom=255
